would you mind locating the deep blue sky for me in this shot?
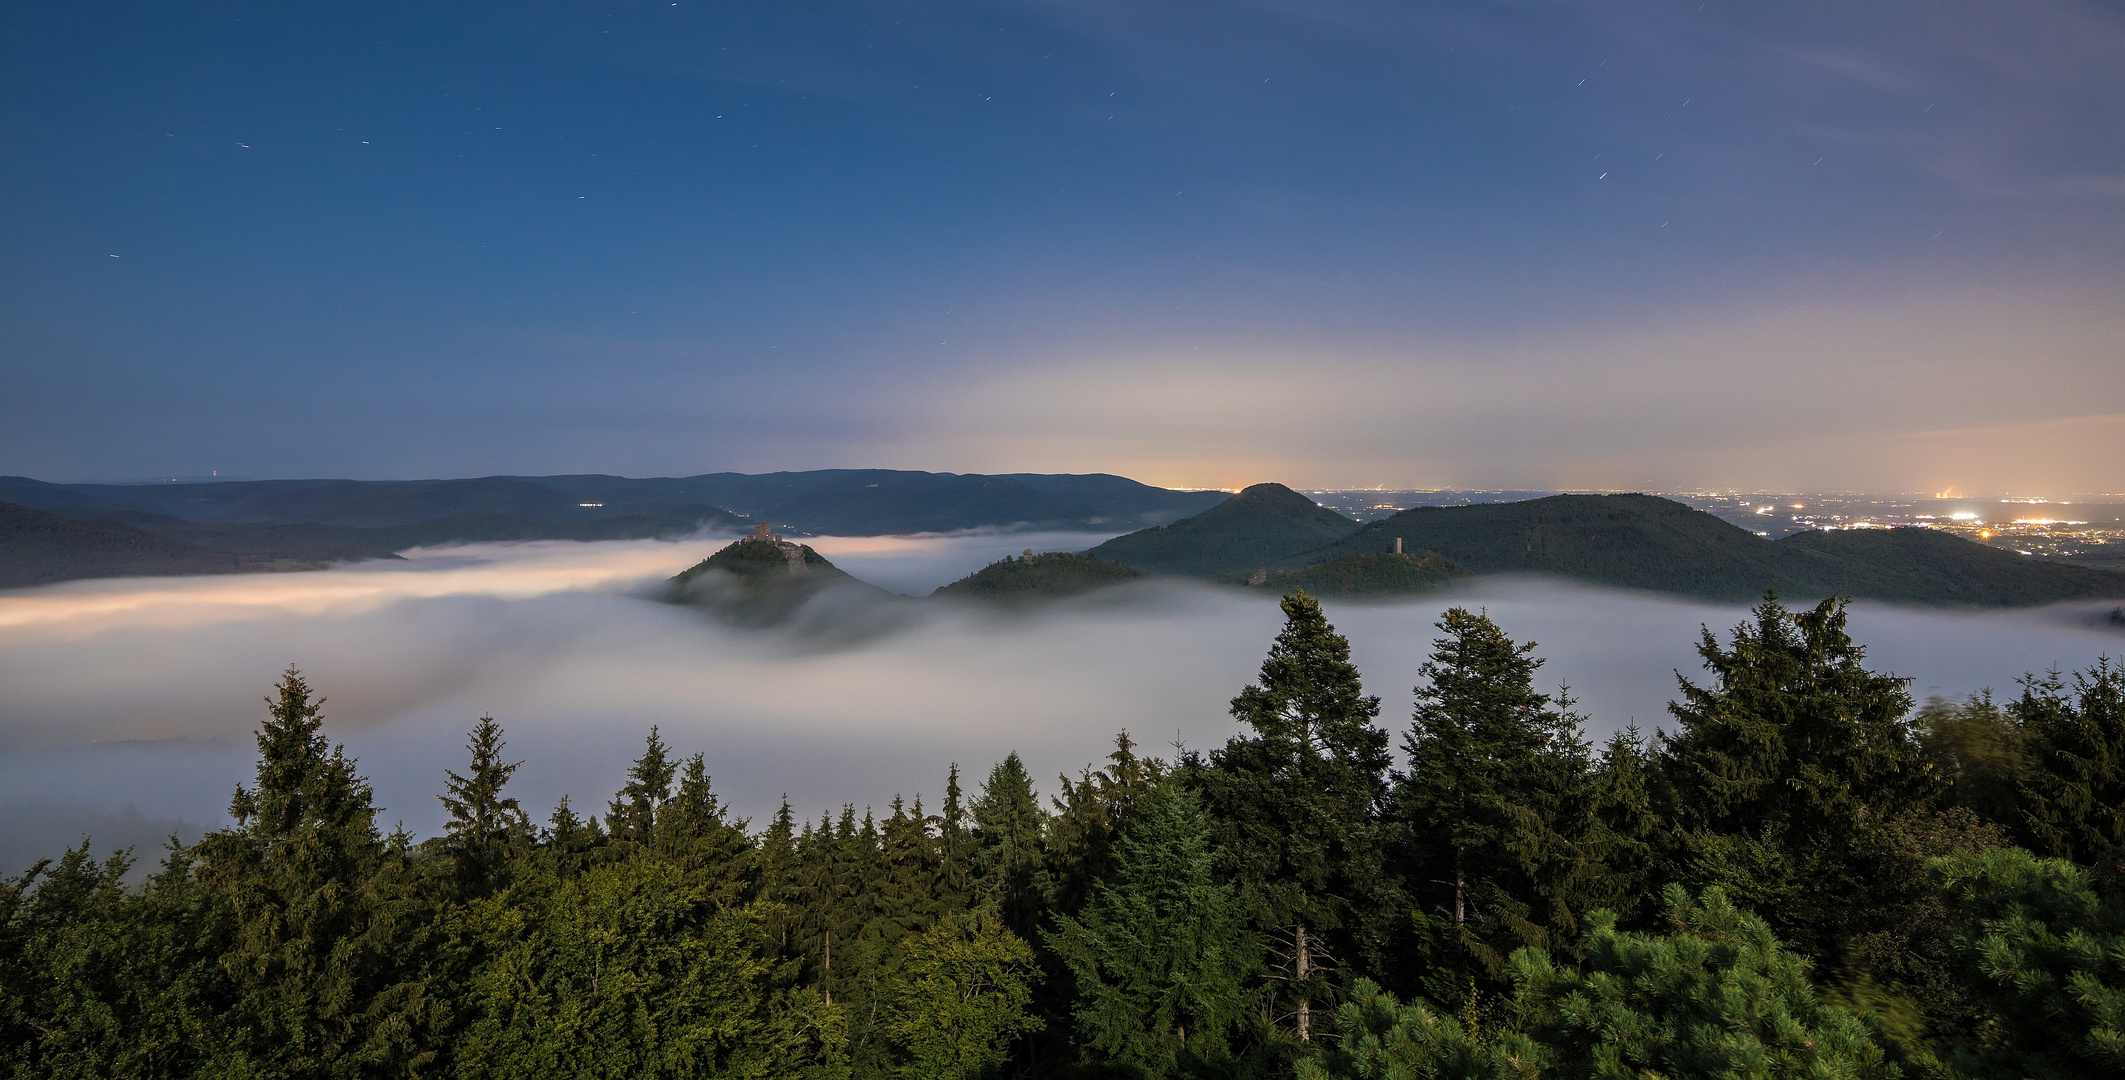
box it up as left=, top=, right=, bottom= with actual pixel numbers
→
left=3, top=2, right=2120, bottom=492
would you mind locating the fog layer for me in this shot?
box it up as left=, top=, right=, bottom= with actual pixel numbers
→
left=3, top=535, right=2118, bottom=875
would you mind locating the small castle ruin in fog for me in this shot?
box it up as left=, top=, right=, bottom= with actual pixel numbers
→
left=751, top=521, right=808, bottom=571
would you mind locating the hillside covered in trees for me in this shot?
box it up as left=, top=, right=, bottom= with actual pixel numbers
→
left=1087, top=484, right=1358, bottom=578
left=1086, top=489, right=2125, bottom=606
left=6, top=590, right=2125, bottom=1078
left=932, top=551, right=1146, bottom=601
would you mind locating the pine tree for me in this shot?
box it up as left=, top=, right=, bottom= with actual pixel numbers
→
left=192, top=666, right=445, bottom=1074
left=934, top=765, right=976, bottom=914
left=1657, top=595, right=1940, bottom=960
left=1936, top=845, right=2125, bottom=1078
left=608, top=725, right=678, bottom=847
left=881, top=913, right=1044, bottom=1080
left=2014, top=658, right=2125, bottom=865
left=438, top=715, right=529, bottom=893
left=1044, top=784, right=1252, bottom=1072
left=971, top=753, right=1048, bottom=941
left=1194, top=589, right=1390, bottom=1043
left=656, top=752, right=755, bottom=901
left=1392, top=607, right=1601, bottom=992
left=544, top=793, right=606, bottom=877
left=1047, top=731, right=1167, bottom=919
left=1299, top=887, right=1897, bottom=1080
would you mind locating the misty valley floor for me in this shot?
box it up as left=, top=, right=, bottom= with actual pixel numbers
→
left=3, top=531, right=2122, bottom=878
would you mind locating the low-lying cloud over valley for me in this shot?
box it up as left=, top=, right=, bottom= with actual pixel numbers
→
left=3, top=534, right=2119, bottom=876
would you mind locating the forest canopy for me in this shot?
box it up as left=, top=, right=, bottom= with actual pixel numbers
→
left=4, top=591, right=2123, bottom=1079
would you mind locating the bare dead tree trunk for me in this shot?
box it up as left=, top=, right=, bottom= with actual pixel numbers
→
left=1295, top=922, right=1311, bottom=1042
left=824, top=930, right=833, bottom=1006
left=1454, top=847, right=1466, bottom=927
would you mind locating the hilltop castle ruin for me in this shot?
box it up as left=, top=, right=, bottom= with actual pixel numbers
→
left=751, top=521, right=808, bottom=571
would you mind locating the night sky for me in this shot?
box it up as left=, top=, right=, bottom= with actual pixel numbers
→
left=3, top=2, right=2120, bottom=492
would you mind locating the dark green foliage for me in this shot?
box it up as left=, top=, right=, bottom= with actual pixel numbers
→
left=436, top=715, right=531, bottom=894
left=2014, top=659, right=2125, bottom=865
left=191, top=666, right=447, bottom=1076
left=1392, top=608, right=1615, bottom=996
left=668, top=537, right=884, bottom=624
left=1252, top=549, right=1466, bottom=597
left=932, top=551, right=1146, bottom=601
left=1299, top=887, right=1897, bottom=1080
left=1045, top=732, right=1168, bottom=919
left=973, top=753, right=1049, bottom=940
left=1657, top=596, right=1940, bottom=954
left=455, top=858, right=843, bottom=1079
left=881, top=913, right=1044, bottom=1080
left=1936, top=846, right=2125, bottom=1079
left=1917, top=691, right=2026, bottom=826
left=1089, top=484, right=1358, bottom=578
left=19, top=600, right=2125, bottom=1076
left=1284, top=493, right=2125, bottom=605
left=0, top=500, right=237, bottom=587
left=1193, top=589, right=1390, bottom=1042
left=1044, top=785, right=1252, bottom=1072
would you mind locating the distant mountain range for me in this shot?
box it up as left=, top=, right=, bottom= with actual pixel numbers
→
left=1085, top=485, right=2125, bottom=607
left=0, top=470, right=1225, bottom=588
left=13, top=470, right=2120, bottom=609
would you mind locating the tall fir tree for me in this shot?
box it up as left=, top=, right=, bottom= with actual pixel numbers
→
left=607, top=725, right=678, bottom=849
left=2013, top=658, right=2125, bottom=865
left=1044, top=784, right=1253, bottom=1073
left=1656, top=595, right=1941, bottom=962
left=1391, top=607, right=1605, bottom=997
left=437, top=715, right=530, bottom=894
left=191, top=667, right=445, bottom=1075
left=971, top=753, right=1048, bottom=941
left=1193, top=590, right=1390, bottom=1044
left=656, top=752, right=756, bottom=902
left=1046, top=731, right=1167, bottom=920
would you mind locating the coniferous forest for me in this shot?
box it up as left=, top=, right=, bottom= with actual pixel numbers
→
left=6, top=592, right=2124, bottom=1079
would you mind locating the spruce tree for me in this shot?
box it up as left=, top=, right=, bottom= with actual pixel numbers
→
left=438, top=715, right=529, bottom=892
left=1392, top=607, right=1601, bottom=992
left=1047, top=731, right=1167, bottom=919
left=192, top=666, right=444, bottom=1074
left=1194, top=589, right=1390, bottom=1043
left=1656, top=595, right=1939, bottom=960
left=656, top=752, right=755, bottom=900
left=2014, top=658, right=2125, bottom=865
left=971, top=753, right=1048, bottom=941
left=934, top=765, right=976, bottom=914
left=608, top=725, right=678, bottom=847
left=1044, top=785, right=1252, bottom=1072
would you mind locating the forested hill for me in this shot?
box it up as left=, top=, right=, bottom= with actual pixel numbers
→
left=1087, top=483, right=1357, bottom=576
left=932, top=550, right=1146, bottom=600
left=0, top=501, right=239, bottom=587
left=1286, top=493, right=2125, bottom=604
left=666, top=536, right=890, bottom=624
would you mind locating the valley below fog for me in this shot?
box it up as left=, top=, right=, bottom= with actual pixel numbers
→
left=3, top=530, right=2120, bottom=876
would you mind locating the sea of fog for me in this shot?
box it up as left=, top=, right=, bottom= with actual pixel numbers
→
left=3, top=530, right=2121, bottom=876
